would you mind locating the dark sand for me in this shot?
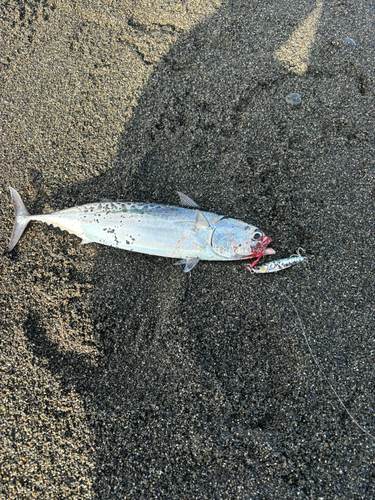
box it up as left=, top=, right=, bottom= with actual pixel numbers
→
left=1, top=0, right=374, bottom=498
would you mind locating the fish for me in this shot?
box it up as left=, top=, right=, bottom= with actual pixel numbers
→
left=8, top=187, right=303, bottom=273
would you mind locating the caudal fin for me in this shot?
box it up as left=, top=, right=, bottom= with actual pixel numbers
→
left=8, top=187, right=31, bottom=251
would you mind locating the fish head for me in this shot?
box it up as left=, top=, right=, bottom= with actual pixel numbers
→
left=211, top=218, right=275, bottom=260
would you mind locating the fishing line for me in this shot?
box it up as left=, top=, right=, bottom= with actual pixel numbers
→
left=250, top=272, right=375, bottom=440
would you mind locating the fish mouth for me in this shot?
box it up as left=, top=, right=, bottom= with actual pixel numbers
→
left=236, top=236, right=275, bottom=261
left=246, top=236, right=275, bottom=266
left=253, top=235, right=274, bottom=255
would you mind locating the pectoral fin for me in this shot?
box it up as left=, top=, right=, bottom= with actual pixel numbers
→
left=177, top=192, right=200, bottom=208
left=195, top=210, right=210, bottom=229
left=174, top=257, right=200, bottom=272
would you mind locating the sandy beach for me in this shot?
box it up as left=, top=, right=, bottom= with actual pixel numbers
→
left=1, top=0, right=374, bottom=498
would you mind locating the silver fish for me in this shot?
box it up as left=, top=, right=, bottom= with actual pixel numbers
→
left=8, top=187, right=281, bottom=272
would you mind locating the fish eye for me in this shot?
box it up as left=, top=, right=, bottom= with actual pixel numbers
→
left=253, top=231, right=262, bottom=240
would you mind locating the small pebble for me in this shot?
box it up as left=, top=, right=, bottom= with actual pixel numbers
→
left=344, top=37, right=356, bottom=47
left=285, top=93, right=302, bottom=105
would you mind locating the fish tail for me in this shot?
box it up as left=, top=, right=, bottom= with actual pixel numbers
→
left=8, top=187, right=31, bottom=251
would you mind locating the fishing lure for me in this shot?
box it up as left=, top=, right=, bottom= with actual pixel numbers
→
left=248, top=249, right=307, bottom=274
left=8, top=187, right=303, bottom=273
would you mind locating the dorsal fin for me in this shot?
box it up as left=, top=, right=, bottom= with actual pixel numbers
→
left=177, top=192, right=200, bottom=208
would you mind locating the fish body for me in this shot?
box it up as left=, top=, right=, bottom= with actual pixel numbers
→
left=32, top=201, right=232, bottom=261
left=8, top=187, right=305, bottom=273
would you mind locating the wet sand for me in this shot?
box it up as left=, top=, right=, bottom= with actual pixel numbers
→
left=1, top=1, right=374, bottom=498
